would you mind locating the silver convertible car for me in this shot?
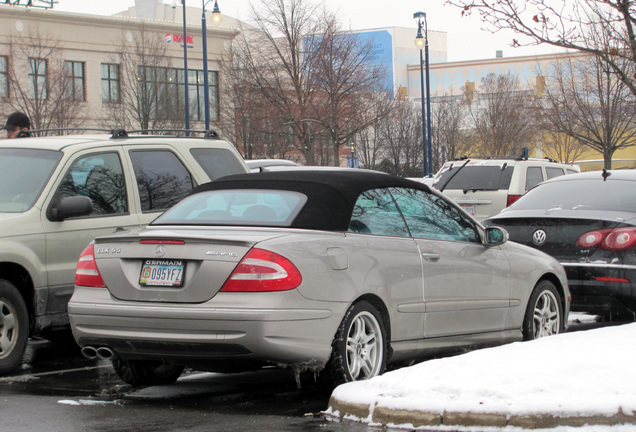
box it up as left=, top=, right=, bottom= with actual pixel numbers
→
left=69, top=170, right=570, bottom=388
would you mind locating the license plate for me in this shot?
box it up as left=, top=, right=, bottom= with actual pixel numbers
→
left=139, top=259, right=185, bottom=287
left=460, top=205, right=475, bottom=216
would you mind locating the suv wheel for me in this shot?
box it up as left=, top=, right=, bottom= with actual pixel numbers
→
left=0, top=279, right=29, bottom=374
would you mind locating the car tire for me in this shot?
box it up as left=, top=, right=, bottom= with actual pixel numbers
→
left=522, top=280, right=564, bottom=341
left=323, top=301, right=388, bottom=388
left=0, top=279, right=29, bottom=375
left=112, top=359, right=184, bottom=386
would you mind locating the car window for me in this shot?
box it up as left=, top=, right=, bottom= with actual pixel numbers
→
left=510, top=179, right=636, bottom=212
left=546, top=167, right=565, bottom=180
left=349, top=188, right=409, bottom=237
left=153, top=189, right=307, bottom=226
left=190, top=148, right=247, bottom=180
left=0, top=148, right=62, bottom=213
left=57, top=152, right=127, bottom=215
left=434, top=165, right=514, bottom=190
left=390, top=188, right=479, bottom=242
left=129, top=150, right=194, bottom=212
left=525, top=167, right=544, bottom=191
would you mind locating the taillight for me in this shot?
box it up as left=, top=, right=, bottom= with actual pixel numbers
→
left=576, top=228, right=636, bottom=251
left=507, top=194, right=522, bottom=207
left=575, top=229, right=609, bottom=248
left=602, top=228, right=636, bottom=251
left=75, top=244, right=106, bottom=287
left=220, top=248, right=302, bottom=292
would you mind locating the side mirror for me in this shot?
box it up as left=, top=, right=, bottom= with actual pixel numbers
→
left=48, top=196, right=93, bottom=221
left=484, top=226, right=508, bottom=247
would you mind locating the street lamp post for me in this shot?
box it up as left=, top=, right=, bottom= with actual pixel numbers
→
left=181, top=0, right=190, bottom=133
left=201, top=0, right=222, bottom=130
left=414, top=12, right=433, bottom=177
left=204, top=1, right=223, bottom=130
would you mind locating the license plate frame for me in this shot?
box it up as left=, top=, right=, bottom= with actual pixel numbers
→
left=139, top=259, right=186, bottom=287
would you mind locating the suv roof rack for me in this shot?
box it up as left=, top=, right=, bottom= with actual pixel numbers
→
left=15, top=128, right=221, bottom=140
left=451, top=155, right=558, bottom=163
left=115, top=129, right=220, bottom=139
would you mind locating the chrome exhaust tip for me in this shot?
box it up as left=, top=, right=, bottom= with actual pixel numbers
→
left=95, top=346, right=117, bottom=360
left=80, top=346, right=98, bottom=360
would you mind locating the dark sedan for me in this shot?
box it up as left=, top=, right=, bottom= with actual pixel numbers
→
left=485, top=170, right=636, bottom=320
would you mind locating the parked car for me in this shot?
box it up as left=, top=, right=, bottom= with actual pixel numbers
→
left=69, top=169, right=569, bottom=388
left=246, top=158, right=300, bottom=172
left=0, top=130, right=248, bottom=374
left=432, top=156, right=580, bottom=221
left=484, top=170, right=636, bottom=321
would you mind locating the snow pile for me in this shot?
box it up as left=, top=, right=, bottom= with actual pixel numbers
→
left=331, top=323, right=636, bottom=418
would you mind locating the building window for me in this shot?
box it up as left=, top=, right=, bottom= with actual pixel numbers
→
left=65, top=61, right=86, bottom=102
left=101, top=63, right=120, bottom=103
left=0, top=57, right=8, bottom=98
left=138, top=66, right=219, bottom=122
left=28, top=57, right=47, bottom=100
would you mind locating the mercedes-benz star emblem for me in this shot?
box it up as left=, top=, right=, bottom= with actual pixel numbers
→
left=532, top=229, right=547, bottom=246
left=155, top=245, right=167, bottom=257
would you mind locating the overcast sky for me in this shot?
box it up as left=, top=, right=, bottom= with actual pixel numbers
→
left=51, top=0, right=563, bottom=62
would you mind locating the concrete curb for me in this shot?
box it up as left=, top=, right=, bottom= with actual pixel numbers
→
left=328, top=397, right=636, bottom=429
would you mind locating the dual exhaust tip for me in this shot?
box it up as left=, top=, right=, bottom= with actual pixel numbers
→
left=81, top=346, right=117, bottom=361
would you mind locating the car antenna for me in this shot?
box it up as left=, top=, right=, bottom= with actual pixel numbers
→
left=602, top=169, right=611, bottom=181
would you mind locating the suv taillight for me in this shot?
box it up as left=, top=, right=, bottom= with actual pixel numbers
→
left=507, top=194, right=522, bottom=207
left=75, top=244, right=106, bottom=287
left=220, top=248, right=302, bottom=292
left=576, top=228, right=636, bottom=251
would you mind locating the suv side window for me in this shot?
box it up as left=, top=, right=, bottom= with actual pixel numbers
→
left=391, top=188, right=479, bottom=242
left=190, top=148, right=247, bottom=180
left=58, top=152, right=127, bottom=215
left=349, top=188, right=410, bottom=237
left=525, top=167, right=544, bottom=191
left=546, top=167, right=565, bottom=179
left=130, top=150, right=194, bottom=212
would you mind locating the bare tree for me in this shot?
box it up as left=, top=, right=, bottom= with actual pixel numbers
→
left=3, top=28, right=86, bottom=131
left=229, top=0, right=323, bottom=165
left=542, top=132, right=590, bottom=164
left=307, top=12, right=393, bottom=165
left=101, top=25, right=182, bottom=131
left=218, top=49, right=296, bottom=159
left=430, top=90, right=469, bottom=169
left=445, top=0, right=636, bottom=98
left=468, top=73, right=538, bottom=156
left=377, top=101, right=424, bottom=177
left=540, top=55, right=636, bottom=168
left=228, top=0, right=393, bottom=166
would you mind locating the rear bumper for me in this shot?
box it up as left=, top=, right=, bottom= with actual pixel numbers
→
left=562, top=263, right=636, bottom=315
left=68, top=286, right=342, bottom=370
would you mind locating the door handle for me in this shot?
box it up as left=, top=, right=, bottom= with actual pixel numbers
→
left=114, top=226, right=127, bottom=232
left=421, top=253, right=440, bottom=262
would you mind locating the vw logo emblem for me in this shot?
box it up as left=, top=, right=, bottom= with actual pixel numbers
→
left=532, top=229, right=547, bottom=246
left=155, top=245, right=167, bottom=257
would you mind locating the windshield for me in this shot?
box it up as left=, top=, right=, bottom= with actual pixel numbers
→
left=152, top=189, right=307, bottom=226
left=510, top=178, right=636, bottom=213
left=434, top=165, right=514, bottom=191
left=0, top=149, right=62, bottom=212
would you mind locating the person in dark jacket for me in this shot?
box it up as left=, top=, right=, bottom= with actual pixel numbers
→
left=2, top=111, right=31, bottom=138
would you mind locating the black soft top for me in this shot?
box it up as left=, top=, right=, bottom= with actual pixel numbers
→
left=190, top=169, right=431, bottom=231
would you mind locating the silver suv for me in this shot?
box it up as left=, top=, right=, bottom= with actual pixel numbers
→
left=432, top=157, right=580, bottom=221
left=0, top=130, right=248, bottom=373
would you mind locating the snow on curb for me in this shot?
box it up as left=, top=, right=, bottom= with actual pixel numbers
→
left=327, top=323, right=636, bottom=429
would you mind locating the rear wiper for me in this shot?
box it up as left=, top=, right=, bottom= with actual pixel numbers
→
left=439, top=159, right=470, bottom=192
